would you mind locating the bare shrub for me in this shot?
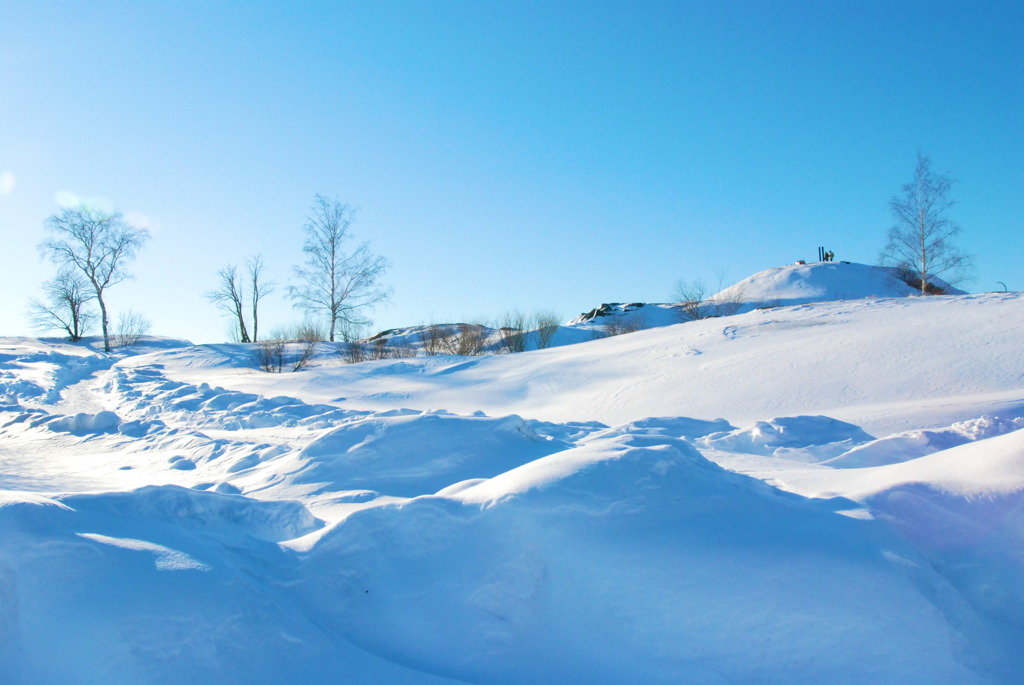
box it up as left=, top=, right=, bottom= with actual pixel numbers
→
left=457, top=324, right=488, bottom=355
left=343, top=340, right=368, bottom=364
left=674, top=273, right=745, bottom=321
left=420, top=324, right=449, bottom=356
left=709, top=286, right=745, bottom=317
left=443, top=324, right=487, bottom=356
left=288, top=323, right=324, bottom=371
left=113, top=310, right=152, bottom=348
left=601, top=312, right=647, bottom=338
left=389, top=341, right=417, bottom=358
left=255, top=339, right=285, bottom=372
left=421, top=322, right=489, bottom=356
left=370, top=338, right=391, bottom=360
left=534, top=310, right=560, bottom=349
left=369, top=337, right=415, bottom=360
left=291, top=341, right=319, bottom=371
left=289, top=322, right=326, bottom=343
left=254, top=323, right=324, bottom=372
left=498, top=310, right=528, bottom=354
left=673, top=279, right=708, bottom=322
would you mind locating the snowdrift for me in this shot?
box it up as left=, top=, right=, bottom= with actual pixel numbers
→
left=302, top=427, right=985, bottom=684
left=2, top=267, right=1024, bottom=683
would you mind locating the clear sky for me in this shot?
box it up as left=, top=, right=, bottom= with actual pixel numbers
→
left=2, top=1, right=1021, bottom=343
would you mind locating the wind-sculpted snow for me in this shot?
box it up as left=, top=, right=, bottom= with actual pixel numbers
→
left=2, top=282, right=1024, bottom=683
left=824, top=415, right=1024, bottom=468
left=787, top=429, right=1024, bottom=682
left=0, top=342, right=110, bottom=404
left=295, top=412, right=575, bottom=497
left=699, top=414, right=875, bottom=461
left=45, top=410, right=123, bottom=435
left=303, top=428, right=985, bottom=684
left=106, top=365, right=358, bottom=431
left=0, top=486, right=454, bottom=685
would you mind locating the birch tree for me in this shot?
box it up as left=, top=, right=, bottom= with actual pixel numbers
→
left=247, top=254, right=273, bottom=342
left=207, top=255, right=274, bottom=343
left=288, top=195, right=389, bottom=341
left=27, top=270, right=96, bottom=341
left=882, top=153, right=972, bottom=293
left=207, top=264, right=251, bottom=343
left=39, top=205, right=149, bottom=352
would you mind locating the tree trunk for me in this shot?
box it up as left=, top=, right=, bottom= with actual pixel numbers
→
left=98, top=294, right=110, bottom=352
left=235, top=302, right=251, bottom=343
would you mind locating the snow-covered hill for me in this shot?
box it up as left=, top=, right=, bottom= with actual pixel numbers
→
left=2, top=264, right=1022, bottom=683
left=714, top=260, right=964, bottom=309
left=569, top=261, right=965, bottom=331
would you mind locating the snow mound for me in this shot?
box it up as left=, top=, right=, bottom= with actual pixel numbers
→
left=57, top=485, right=323, bottom=542
left=295, top=412, right=571, bottom=497
left=586, top=415, right=736, bottom=440
left=0, top=486, right=448, bottom=685
left=700, top=415, right=874, bottom=460
left=46, top=410, right=122, bottom=435
left=825, top=416, right=1024, bottom=468
left=713, top=261, right=965, bottom=312
left=302, top=428, right=983, bottom=684
left=808, top=430, right=1024, bottom=682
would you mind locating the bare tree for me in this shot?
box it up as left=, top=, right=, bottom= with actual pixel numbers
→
left=288, top=195, right=390, bottom=342
left=206, top=264, right=251, bottom=343
left=207, top=255, right=274, bottom=343
left=247, top=254, right=273, bottom=342
left=882, top=153, right=972, bottom=294
left=673, top=273, right=745, bottom=321
left=27, top=270, right=96, bottom=341
left=39, top=205, right=149, bottom=352
left=113, top=310, right=152, bottom=348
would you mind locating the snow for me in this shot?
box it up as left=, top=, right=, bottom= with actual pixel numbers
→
left=1, top=262, right=1023, bottom=683
left=712, top=260, right=965, bottom=312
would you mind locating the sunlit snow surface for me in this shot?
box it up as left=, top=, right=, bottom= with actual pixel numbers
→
left=2, top=265, right=1024, bottom=683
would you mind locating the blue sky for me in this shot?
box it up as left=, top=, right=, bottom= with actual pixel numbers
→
left=2, top=1, right=1021, bottom=343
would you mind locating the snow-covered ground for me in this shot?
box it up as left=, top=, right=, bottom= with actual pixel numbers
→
left=2, top=262, right=1022, bottom=683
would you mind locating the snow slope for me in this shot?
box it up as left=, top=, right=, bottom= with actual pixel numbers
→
left=2, top=264, right=1023, bottom=683
left=140, top=291, right=1024, bottom=436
